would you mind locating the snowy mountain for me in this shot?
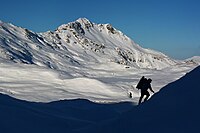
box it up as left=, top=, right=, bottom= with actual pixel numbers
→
left=0, top=18, right=198, bottom=103
left=0, top=18, right=177, bottom=71
left=0, top=18, right=199, bottom=132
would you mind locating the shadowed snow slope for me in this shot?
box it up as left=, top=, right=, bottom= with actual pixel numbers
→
left=0, top=93, right=133, bottom=133
left=81, top=65, right=200, bottom=133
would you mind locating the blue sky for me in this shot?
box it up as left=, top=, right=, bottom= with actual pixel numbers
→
left=0, top=0, right=200, bottom=59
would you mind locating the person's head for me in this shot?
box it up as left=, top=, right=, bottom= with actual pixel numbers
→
left=148, top=78, right=152, bottom=83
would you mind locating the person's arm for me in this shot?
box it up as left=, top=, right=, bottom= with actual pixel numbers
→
left=149, top=85, right=155, bottom=93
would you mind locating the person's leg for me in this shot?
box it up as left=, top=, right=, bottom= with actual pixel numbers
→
left=139, top=93, right=144, bottom=105
left=144, top=92, right=150, bottom=102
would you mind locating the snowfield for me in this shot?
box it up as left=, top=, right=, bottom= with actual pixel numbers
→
left=0, top=60, right=197, bottom=103
left=81, top=65, right=200, bottom=133
left=0, top=18, right=200, bottom=133
left=0, top=18, right=199, bottom=103
left=0, top=64, right=199, bottom=133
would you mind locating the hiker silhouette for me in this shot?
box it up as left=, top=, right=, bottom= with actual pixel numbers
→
left=136, top=76, right=155, bottom=105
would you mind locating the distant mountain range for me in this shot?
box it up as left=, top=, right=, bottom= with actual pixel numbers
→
left=1, top=18, right=198, bottom=71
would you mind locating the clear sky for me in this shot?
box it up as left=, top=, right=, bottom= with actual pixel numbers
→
left=0, top=0, right=200, bottom=59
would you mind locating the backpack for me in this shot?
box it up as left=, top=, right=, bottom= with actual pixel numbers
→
left=136, top=76, right=146, bottom=89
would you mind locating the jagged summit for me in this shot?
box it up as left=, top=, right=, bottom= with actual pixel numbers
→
left=76, top=18, right=94, bottom=29
left=0, top=18, right=189, bottom=71
left=76, top=17, right=91, bottom=22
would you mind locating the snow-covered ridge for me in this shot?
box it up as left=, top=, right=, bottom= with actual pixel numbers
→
left=0, top=18, right=181, bottom=70
left=185, top=56, right=200, bottom=65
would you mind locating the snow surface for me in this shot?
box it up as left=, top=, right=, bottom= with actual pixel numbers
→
left=185, top=56, right=200, bottom=65
left=0, top=65, right=199, bottom=133
left=0, top=18, right=178, bottom=70
left=0, top=61, right=196, bottom=103
left=0, top=18, right=200, bottom=133
left=83, top=65, right=200, bottom=133
left=0, top=18, right=199, bottom=104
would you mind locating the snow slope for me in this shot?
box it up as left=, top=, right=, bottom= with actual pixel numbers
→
left=0, top=18, right=199, bottom=133
left=83, top=65, right=200, bottom=133
left=0, top=93, right=133, bottom=133
left=0, top=65, right=199, bottom=133
left=0, top=18, right=177, bottom=70
left=0, top=60, right=196, bottom=103
left=0, top=18, right=198, bottom=103
left=185, top=56, right=200, bottom=65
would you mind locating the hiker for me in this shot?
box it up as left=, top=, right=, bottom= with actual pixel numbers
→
left=137, top=77, right=155, bottom=105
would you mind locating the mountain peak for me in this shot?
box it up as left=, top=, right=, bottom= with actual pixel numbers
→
left=76, top=18, right=94, bottom=30
left=0, top=18, right=187, bottom=70
left=76, top=18, right=91, bottom=23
